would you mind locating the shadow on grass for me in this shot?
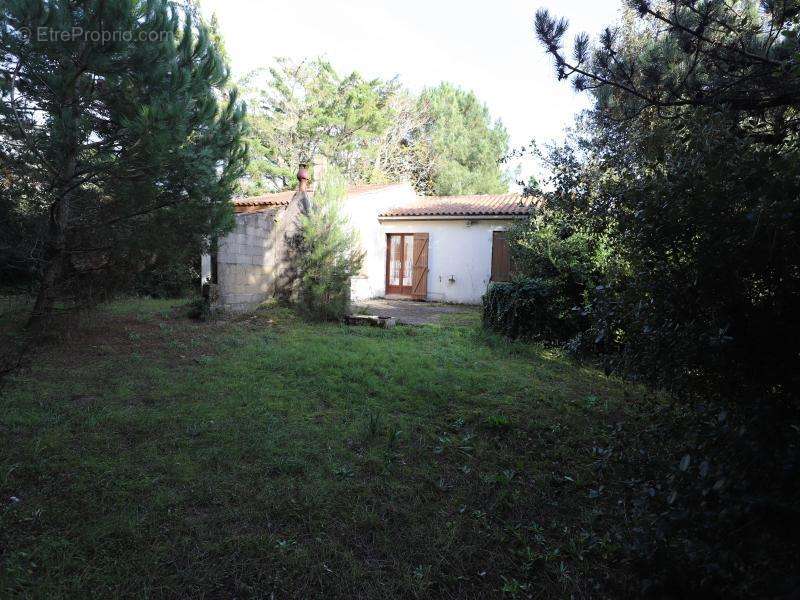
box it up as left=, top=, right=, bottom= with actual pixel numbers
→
left=0, top=296, right=669, bottom=598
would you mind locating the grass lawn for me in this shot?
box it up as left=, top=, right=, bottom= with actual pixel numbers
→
left=0, top=298, right=672, bottom=598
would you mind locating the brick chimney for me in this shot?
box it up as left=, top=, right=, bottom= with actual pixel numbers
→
left=297, top=163, right=310, bottom=192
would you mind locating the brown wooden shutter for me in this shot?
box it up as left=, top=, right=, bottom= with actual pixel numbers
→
left=411, top=233, right=429, bottom=300
left=491, top=231, right=511, bottom=282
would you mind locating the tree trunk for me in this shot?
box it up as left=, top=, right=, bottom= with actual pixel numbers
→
left=27, top=190, right=70, bottom=328
left=27, top=77, right=81, bottom=329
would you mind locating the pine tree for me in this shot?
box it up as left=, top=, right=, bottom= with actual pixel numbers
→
left=0, top=0, right=247, bottom=325
left=238, top=58, right=510, bottom=195
left=239, top=58, right=396, bottom=193
left=534, top=0, right=800, bottom=114
left=418, top=83, right=510, bottom=195
left=295, top=168, right=364, bottom=321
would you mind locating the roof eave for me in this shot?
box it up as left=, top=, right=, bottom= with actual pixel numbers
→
left=378, top=213, right=529, bottom=220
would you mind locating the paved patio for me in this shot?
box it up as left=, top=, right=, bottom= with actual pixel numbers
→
left=351, top=298, right=478, bottom=325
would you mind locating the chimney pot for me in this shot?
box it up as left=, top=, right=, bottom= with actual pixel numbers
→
left=297, top=164, right=309, bottom=192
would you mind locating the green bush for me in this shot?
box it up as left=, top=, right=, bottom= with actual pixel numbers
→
left=295, top=168, right=364, bottom=321
left=541, top=110, right=800, bottom=400
left=483, top=210, right=605, bottom=343
left=187, top=296, right=211, bottom=321
left=482, top=278, right=585, bottom=341
left=130, top=256, right=200, bottom=299
left=507, top=212, right=608, bottom=293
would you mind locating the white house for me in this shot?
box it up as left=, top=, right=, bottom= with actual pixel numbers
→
left=201, top=169, right=536, bottom=311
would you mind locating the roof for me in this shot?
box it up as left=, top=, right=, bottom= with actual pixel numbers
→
left=232, top=190, right=296, bottom=208
left=379, top=193, right=538, bottom=218
left=232, top=183, right=401, bottom=212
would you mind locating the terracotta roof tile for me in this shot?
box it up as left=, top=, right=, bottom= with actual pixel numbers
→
left=232, top=183, right=400, bottom=209
left=232, top=188, right=538, bottom=217
left=232, top=190, right=296, bottom=207
left=233, top=184, right=407, bottom=213
left=379, top=193, right=538, bottom=217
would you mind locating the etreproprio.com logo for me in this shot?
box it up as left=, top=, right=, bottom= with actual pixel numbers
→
left=18, top=26, right=172, bottom=43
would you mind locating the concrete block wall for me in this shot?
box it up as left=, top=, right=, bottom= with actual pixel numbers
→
left=216, top=209, right=279, bottom=312
left=210, top=191, right=308, bottom=312
left=272, top=193, right=308, bottom=301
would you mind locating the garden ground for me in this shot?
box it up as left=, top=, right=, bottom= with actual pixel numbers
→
left=353, top=298, right=473, bottom=325
left=0, top=297, right=676, bottom=598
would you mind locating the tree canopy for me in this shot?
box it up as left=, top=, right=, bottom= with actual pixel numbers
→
left=239, top=58, right=509, bottom=195
left=239, top=58, right=399, bottom=193
left=418, top=83, right=509, bottom=195
left=535, top=0, right=800, bottom=114
left=0, top=0, right=247, bottom=323
left=481, top=2, right=800, bottom=594
left=526, top=0, right=800, bottom=401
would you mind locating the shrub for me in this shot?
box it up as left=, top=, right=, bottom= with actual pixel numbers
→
left=483, top=210, right=605, bottom=342
left=187, top=296, right=211, bottom=321
left=295, top=168, right=364, bottom=321
left=130, top=255, right=200, bottom=299
left=507, top=211, right=607, bottom=295
left=482, top=278, right=584, bottom=341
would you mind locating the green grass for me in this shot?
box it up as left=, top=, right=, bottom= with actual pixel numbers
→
left=0, top=298, right=670, bottom=598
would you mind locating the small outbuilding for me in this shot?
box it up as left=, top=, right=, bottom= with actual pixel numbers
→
left=202, top=168, right=537, bottom=311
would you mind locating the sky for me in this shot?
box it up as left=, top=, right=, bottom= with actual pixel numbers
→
left=201, top=0, right=622, bottom=186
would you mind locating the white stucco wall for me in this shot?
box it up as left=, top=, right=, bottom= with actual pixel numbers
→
left=338, top=183, right=517, bottom=304
left=200, top=253, right=212, bottom=285
left=339, top=184, right=418, bottom=302
left=377, top=218, right=515, bottom=304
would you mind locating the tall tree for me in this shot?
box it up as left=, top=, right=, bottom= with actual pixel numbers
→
left=239, top=59, right=509, bottom=195
left=417, top=83, right=509, bottom=196
left=295, top=167, right=364, bottom=321
left=531, top=0, right=800, bottom=399
left=240, top=57, right=401, bottom=194
left=361, top=87, right=435, bottom=190
left=0, top=0, right=247, bottom=325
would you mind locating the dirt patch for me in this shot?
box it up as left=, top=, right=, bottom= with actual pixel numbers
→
left=352, top=299, right=478, bottom=325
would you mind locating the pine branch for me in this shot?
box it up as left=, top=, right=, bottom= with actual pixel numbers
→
left=639, top=2, right=783, bottom=67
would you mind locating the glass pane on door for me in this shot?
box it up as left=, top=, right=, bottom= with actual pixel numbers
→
left=389, top=235, right=402, bottom=286
left=403, top=235, right=414, bottom=287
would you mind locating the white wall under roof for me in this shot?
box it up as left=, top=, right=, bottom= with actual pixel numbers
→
left=204, top=182, right=517, bottom=309
left=378, top=218, right=514, bottom=304
left=340, top=183, right=418, bottom=301
left=339, top=183, right=516, bottom=305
